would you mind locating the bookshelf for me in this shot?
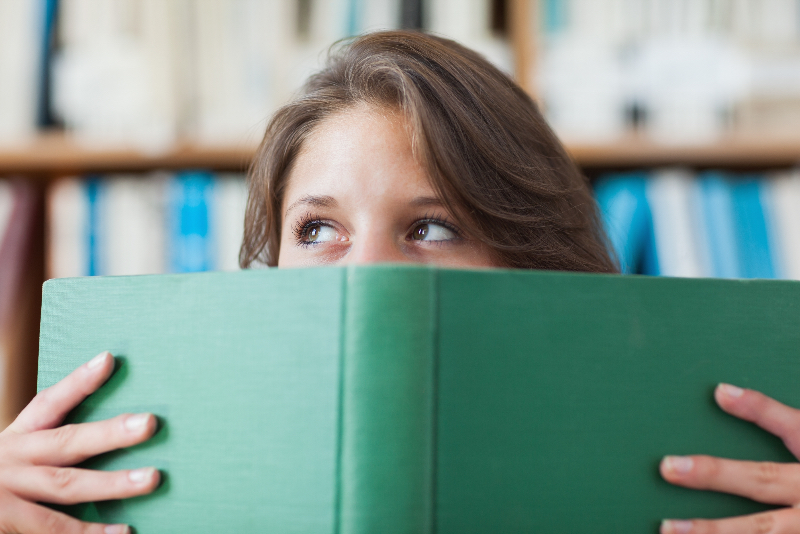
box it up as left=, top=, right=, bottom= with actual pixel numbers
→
left=3, top=134, right=800, bottom=178
left=3, top=0, right=800, bottom=430
left=0, top=135, right=254, bottom=176
left=569, top=136, right=800, bottom=170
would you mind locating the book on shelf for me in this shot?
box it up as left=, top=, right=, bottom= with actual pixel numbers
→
left=646, top=169, right=704, bottom=277
left=731, top=178, right=777, bottom=279
left=593, top=172, right=650, bottom=274
left=595, top=168, right=800, bottom=280
left=696, top=173, right=739, bottom=279
left=46, top=172, right=247, bottom=279
left=39, top=266, right=800, bottom=533
left=0, top=0, right=517, bottom=151
left=0, top=0, right=50, bottom=144
left=767, top=170, right=800, bottom=280
left=0, top=180, right=41, bottom=428
left=537, top=0, right=800, bottom=144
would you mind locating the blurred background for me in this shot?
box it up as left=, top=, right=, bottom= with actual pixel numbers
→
left=1, top=0, right=800, bottom=425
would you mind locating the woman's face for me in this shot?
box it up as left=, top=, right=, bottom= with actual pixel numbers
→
left=277, top=105, right=497, bottom=268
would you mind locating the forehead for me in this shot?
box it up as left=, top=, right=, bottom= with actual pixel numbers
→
left=283, top=105, right=433, bottom=210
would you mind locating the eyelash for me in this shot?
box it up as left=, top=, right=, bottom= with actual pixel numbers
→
left=292, top=212, right=329, bottom=248
left=412, top=212, right=462, bottom=243
left=291, top=211, right=462, bottom=247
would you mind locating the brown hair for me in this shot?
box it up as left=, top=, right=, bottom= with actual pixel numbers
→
left=241, top=30, right=618, bottom=273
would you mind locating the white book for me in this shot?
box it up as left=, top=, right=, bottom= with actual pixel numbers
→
left=98, top=175, right=168, bottom=276
left=212, top=174, right=248, bottom=271
left=0, top=0, right=41, bottom=144
left=754, top=0, right=798, bottom=48
left=425, top=0, right=512, bottom=74
left=47, top=178, right=90, bottom=279
left=360, top=0, right=401, bottom=32
left=192, top=0, right=290, bottom=145
left=646, top=169, right=705, bottom=277
left=53, top=0, right=180, bottom=150
left=766, top=170, right=800, bottom=280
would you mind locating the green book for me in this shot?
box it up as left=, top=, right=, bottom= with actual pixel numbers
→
left=37, top=266, right=800, bottom=533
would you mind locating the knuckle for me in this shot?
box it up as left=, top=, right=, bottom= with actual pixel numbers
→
left=35, top=388, right=57, bottom=413
left=51, top=424, right=77, bottom=449
left=43, top=510, right=72, bottom=534
left=51, top=467, right=79, bottom=492
left=755, top=462, right=782, bottom=486
left=751, top=512, right=775, bottom=534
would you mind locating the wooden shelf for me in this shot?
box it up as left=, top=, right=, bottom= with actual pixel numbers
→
left=567, top=135, right=800, bottom=170
left=0, top=134, right=256, bottom=175
left=3, top=133, right=800, bottom=177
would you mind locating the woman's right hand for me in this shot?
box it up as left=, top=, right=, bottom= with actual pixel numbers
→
left=0, top=351, right=159, bottom=534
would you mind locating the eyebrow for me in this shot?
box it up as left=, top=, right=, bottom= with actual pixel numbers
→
left=283, top=194, right=444, bottom=218
left=284, top=195, right=338, bottom=218
left=409, top=196, right=444, bottom=208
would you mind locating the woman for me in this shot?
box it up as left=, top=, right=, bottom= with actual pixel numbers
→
left=1, top=31, right=798, bottom=534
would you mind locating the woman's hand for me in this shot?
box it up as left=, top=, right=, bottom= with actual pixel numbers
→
left=661, top=383, right=800, bottom=534
left=0, top=352, right=159, bottom=534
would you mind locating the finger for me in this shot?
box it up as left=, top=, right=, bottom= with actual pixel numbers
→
left=7, top=498, right=130, bottom=534
left=7, top=352, right=115, bottom=434
left=715, top=384, right=800, bottom=458
left=18, top=413, right=157, bottom=467
left=661, top=507, right=800, bottom=534
left=661, top=455, right=800, bottom=506
left=7, top=465, right=160, bottom=505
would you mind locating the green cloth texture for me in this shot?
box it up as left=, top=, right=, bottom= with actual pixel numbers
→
left=37, top=266, right=800, bottom=533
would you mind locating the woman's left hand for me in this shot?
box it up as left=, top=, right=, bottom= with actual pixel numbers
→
left=660, top=383, right=800, bottom=534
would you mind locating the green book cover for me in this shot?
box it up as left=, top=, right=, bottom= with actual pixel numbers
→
left=37, top=266, right=800, bottom=533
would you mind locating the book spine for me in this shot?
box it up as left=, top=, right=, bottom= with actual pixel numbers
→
left=86, top=177, right=100, bottom=276
left=46, top=178, right=90, bottom=278
left=36, top=0, right=59, bottom=127
left=170, top=171, right=213, bottom=273
left=697, top=172, right=740, bottom=278
left=768, top=170, right=800, bottom=280
left=211, top=174, right=247, bottom=271
left=338, top=266, right=436, bottom=534
left=732, top=178, right=776, bottom=279
left=593, top=172, right=650, bottom=274
left=645, top=169, right=704, bottom=277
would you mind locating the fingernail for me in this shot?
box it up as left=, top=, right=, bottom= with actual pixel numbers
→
left=719, top=383, right=744, bottom=398
left=663, top=456, right=694, bottom=474
left=104, top=525, right=129, bottom=534
left=87, top=351, right=111, bottom=369
left=661, top=520, right=693, bottom=534
left=128, top=467, right=154, bottom=484
left=124, top=413, right=150, bottom=432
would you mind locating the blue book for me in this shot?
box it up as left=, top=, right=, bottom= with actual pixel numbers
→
left=86, top=178, right=101, bottom=277
left=542, top=0, right=568, bottom=34
left=697, top=173, right=739, bottom=278
left=594, top=173, right=651, bottom=274
left=36, top=0, right=59, bottom=127
left=346, top=0, right=360, bottom=35
left=731, top=178, right=776, bottom=279
left=170, top=172, right=214, bottom=273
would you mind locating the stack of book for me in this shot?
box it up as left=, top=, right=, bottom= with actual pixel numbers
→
left=0, top=0, right=511, bottom=151
left=538, top=0, right=800, bottom=143
left=47, top=172, right=247, bottom=278
left=596, top=169, right=800, bottom=278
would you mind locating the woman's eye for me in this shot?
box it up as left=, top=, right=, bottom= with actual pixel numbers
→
left=411, top=222, right=457, bottom=242
left=304, top=223, right=338, bottom=243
